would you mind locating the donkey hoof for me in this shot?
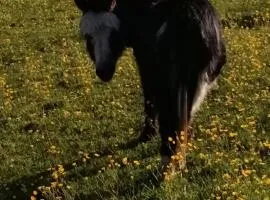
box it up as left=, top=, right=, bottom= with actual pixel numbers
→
left=160, top=154, right=187, bottom=181
left=138, top=124, right=157, bottom=142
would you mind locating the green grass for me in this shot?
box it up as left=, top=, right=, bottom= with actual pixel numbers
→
left=0, top=0, right=270, bottom=199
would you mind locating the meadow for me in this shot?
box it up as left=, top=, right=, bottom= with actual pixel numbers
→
left=0, top=0, right=269, bottom=199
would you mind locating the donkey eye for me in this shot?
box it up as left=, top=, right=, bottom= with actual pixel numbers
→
left=86, top=35, right=93, bottom=40
left=86, top=35, right=95, bottom=43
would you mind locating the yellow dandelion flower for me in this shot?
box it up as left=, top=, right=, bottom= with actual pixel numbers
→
left=57, top=165, right=64, bottom=173
left=263, top=143, right=270, bottom=149
left=50, top=182, right=57, bottom=188
left=51, top=171, right=58, bottom=180
left=63, top=110, right=70, bottom=118
left=229, top=132, right=238, bottom=138
left=37, top=186, right=44, bottom=191
left=171, top=155, right=176, bottom=160
left=110, top=159, right=115, bottom=163
left=122, top=157, right=128, bottom=165
left=30, top=196, right=36, bottom=200
left=240, top=124, right=248, bottom=128
left=74, top=111, right=82, bottom=116
left=248, top=121, right=256, bottom=126
left=234, top=168, right=239, bottom=172
left=232, top=192, right=238, bottom=196
left=211, top=127, right=218, bottom=132
left=241, top=169, right=252, bottom=177
left=58, top=183, right=63, bottom=187
left=94, top=153, right=100, bottom=157
left=180, top=135, right=185, bottom=141
left=199, top=153, right=206, bottom=159
left=262, top=178, right=270, bottom=185
left=133, top=160, right=140, bottom=165
left=84, top=153, right=90, bottom=159
left=262, top=175, right=267, bottom=179
left=223, top=173, right=231, bottom=179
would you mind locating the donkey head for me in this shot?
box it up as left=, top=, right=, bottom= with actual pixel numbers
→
left=80, top=11, right=124, bottom=82
left=75, top=0, right=124, bottom=82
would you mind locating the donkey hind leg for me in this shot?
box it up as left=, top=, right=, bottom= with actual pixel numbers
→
left=165, top=74, right=214, bottom=176
left=159, top=78, right=200, bottom=179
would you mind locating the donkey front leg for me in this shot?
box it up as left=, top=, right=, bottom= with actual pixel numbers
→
left=134, top=50, right=159, bottom=142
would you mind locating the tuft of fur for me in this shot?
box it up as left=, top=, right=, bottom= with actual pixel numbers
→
left=191, top=74, right=217, bottom=118
left=80, top=12, right=120, bottom=37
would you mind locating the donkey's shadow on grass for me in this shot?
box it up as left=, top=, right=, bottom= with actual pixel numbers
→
left=0, top=131, right=162, bottom=200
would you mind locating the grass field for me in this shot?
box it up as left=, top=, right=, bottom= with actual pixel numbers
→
left=0, top=0, right=270, bottom=199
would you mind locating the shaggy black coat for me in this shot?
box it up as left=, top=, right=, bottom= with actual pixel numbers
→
left=74, top=0, right=226, bottom=166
